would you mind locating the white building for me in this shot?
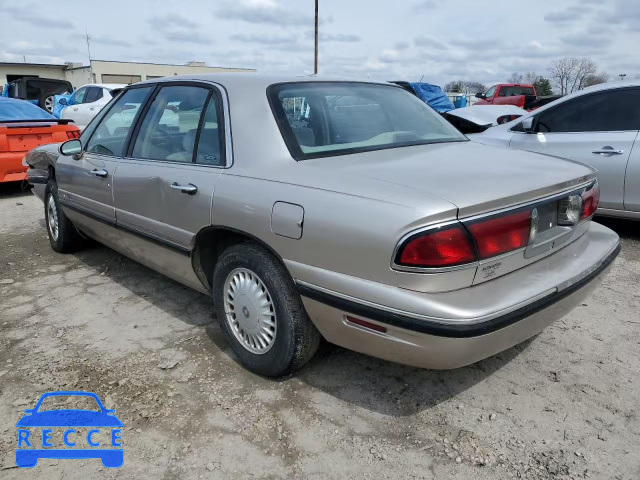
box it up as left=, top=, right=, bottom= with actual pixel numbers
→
left=1, top=60, right=255, bottom=88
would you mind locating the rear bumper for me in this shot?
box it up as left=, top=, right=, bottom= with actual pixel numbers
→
left=0, top=152, right=27, bottom=182
left=297, top=222, right=619, bottom=369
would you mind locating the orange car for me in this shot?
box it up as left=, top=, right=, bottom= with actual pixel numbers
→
left=0, top=97, right=80, bottom=183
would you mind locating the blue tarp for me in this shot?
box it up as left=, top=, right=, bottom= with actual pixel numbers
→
left=0, top=97, right=56, bottom=121
left=409, top=83, right=455, bottom=112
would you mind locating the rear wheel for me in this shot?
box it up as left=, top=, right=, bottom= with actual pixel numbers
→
left=212, top=242, right=320, bottom=377
left=39, top=93, right=55, bottom=113
left=44, top=179, right=84, bottom=253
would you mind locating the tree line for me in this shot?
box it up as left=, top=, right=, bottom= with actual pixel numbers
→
left=445, top=57, right=612, bottom=97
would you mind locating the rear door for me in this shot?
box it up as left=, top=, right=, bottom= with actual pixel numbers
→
left=113, top=82, right=227, bottom=289
left=56, top=86, right=154, bottom=248
left=624, top=136, right=640, bottom=212
left=509, top=87, right=640, bottom=210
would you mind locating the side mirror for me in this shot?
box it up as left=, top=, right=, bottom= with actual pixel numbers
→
left=475, top=92, right=485, bottom=99
left=59, top=139, right=82, bottom=156
left=521, top=117, right=535, bottom=132
left=58, top=98, right=68, bottom=106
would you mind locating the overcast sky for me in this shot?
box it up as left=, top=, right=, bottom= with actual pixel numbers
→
left=1, top=0, right=638, bottom=86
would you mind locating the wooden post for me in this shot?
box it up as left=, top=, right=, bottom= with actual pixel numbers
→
left=314, top=0, right=319, bottom=74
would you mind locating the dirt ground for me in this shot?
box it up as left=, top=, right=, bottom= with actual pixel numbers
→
left=0, top=183, right=639, bottom=480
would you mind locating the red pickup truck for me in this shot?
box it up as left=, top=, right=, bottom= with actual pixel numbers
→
left=475, top=84, right=560, bottom=111
left=475, top=84, right=537, bottom=108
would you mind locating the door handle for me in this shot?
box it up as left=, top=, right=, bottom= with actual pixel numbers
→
left=91, top=169, right=108, bottom=178
left=592, top=146, right=624, bottom=156
left=170, top=182, right=198, bottom=195
left=89, top=107, right=95, bottom=111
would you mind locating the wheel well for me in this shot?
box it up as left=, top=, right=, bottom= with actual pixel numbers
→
left=192, top=227, right=290, bottom=291
left=48, top=165, right=55, bottom=181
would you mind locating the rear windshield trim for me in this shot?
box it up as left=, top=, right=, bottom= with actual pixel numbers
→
left=267, top=81, right=466, bottom=161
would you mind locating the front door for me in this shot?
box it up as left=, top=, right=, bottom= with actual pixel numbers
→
left=510, top=87, right=640, bottom=210
left=56, top=86, right=154, bottom=248
left=113, top=83, right=227, bottom=290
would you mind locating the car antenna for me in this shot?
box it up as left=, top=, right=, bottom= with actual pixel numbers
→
left=419, top=75, right=424, bottom=83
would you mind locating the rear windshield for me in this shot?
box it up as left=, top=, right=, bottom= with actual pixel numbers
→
left=499, top=86, right=535, bottom=97
left=269, top=82, right=466, bottom=160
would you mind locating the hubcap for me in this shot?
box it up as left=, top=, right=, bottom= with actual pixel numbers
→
left=44, top=96, right=54, bottom=112
left=223, top=268, right=277, bottom=355
left=47, top=194, right=59, bottom=241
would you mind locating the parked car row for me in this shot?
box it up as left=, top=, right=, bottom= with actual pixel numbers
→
left=22, top=74, right=620, bottom=377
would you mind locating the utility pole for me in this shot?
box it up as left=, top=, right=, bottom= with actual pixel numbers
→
left=86, top=27, right=92, bottom=63
left=314, top=0, right=318, bottom=74
left=619, top=73, right=627, bottom=81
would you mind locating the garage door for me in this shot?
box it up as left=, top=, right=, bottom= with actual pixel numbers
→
left=100, top=74, right=142, bottom=84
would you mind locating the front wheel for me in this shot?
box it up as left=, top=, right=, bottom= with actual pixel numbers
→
left=213, top=242, right=320, bottom=377
left=44, top=179, right=85, bottom=253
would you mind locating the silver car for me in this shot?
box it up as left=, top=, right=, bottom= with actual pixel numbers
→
left=469, top=81, right=640, bottom=220
left=25, top=74, right=620, bottom=377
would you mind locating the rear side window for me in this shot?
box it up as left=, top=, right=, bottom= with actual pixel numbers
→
left=85, top=87, right=153, bottom=157
left=196, top=97, right=225, bottom=165
left=499, top=86, right=535, bottom=97
left=535, top=89, right=640, bottom=133
left=85, top=87, right=103, bottom=103
left=132, top=85, right=209, bottom=162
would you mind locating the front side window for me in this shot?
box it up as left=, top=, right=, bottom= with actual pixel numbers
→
left=132, top=85, right=209, bottom=162
left=270, top=82, right=466, bottom=160
left=484, top=86, right=496, bottom=98
left=85, top=87, right=103, bottom=103
left=85, top=87, right=153, bottom=157
left=535, top=88, right=640, bottom=133
left=74, top=87, right=87, bottom=104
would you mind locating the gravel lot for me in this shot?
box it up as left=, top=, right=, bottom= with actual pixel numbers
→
left=0, top=184, right=639, bottom=479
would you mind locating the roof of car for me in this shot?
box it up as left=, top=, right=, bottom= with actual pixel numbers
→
left=78, top=83, right=127, bottom=89
left=581, top=79, right=640, bottom=93
left=135, top=73, right=391, bottom=89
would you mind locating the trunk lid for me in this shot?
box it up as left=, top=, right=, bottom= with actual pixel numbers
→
left=304, top=141, right=596, bottom=218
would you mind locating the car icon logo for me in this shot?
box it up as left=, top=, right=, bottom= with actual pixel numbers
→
left=15, top=391, right=124, bottom=468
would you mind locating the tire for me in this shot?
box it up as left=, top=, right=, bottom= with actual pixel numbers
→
left=213, top=242, right=320, bottom=377
left=38, top=93, right=55, bottom=113
left=44, top=179, right=84, bottom=253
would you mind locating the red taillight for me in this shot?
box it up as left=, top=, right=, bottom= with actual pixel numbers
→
left=581, top=182, right=600, bottom=220
left=467, top=210, right=531, bottom=259
left=397, top=225, right=476, bottom=268
left=66, top=130, right=80, bottom=139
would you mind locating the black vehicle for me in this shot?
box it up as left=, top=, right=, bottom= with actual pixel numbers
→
left=3, top=77, right=73, bottom=113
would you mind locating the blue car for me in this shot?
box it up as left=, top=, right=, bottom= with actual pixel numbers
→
left=15, top=391, right=123, bottom=468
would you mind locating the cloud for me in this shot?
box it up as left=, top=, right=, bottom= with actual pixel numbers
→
left=544, top=5, right=590, bottom=23
left=216, top=0, right=309, bottom=26
left=414, top=1, right=436, bottom=11
left=304, top=31, right=361, bottom=42
left=12, top=5, right=74, bottom=29
left=148, top=14, right=199, bottom=30
left=147, top=14, right=209, bottom=44
left=91, top=35, right=132, bottom=48
left=231, top=33, right=299, bottom=45
left=414, top=36, right=448, bottom=50
left=560, top=31, right=613, bottom=49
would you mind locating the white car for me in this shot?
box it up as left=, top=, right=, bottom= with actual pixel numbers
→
left=60, top=83, right=126, bottom=130
left=468, top=81, right=640, bottom=220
